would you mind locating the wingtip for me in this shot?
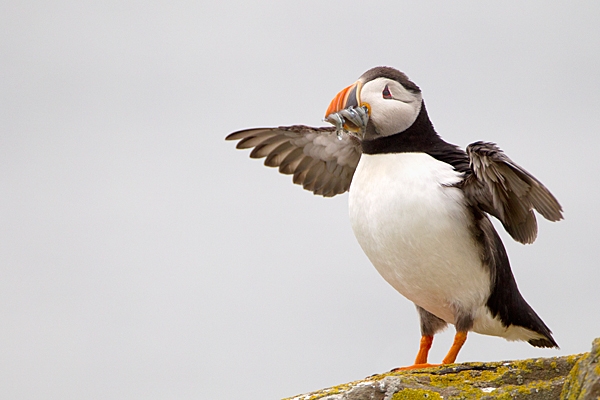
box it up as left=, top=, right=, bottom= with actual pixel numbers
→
left=225, top=130, right=245, bottom=141
left=225, top=128, right=273, bottom=141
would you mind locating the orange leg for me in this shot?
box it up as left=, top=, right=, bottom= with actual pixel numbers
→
left=393, top=331, right=468, bottom=371
left=393, top=335, right=437, bottom=371
left=442, top=331, right=468, bottom=364
left=414, top=335, right=434, bottom=364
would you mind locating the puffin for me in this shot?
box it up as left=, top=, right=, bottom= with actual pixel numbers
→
left=226, top=66, right=562, bottom=368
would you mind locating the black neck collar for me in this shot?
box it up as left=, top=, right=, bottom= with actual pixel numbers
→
left=361, top=102, right=470, bottom=173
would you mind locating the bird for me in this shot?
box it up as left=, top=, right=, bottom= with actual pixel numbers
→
left=225, top=66, right=563, bottom=369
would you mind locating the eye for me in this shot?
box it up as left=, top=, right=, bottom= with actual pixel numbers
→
left=382, top=84, right=393, bottom=99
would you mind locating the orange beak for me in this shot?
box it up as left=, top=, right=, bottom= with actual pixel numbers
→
left=325, top=81, right=362, bottom=118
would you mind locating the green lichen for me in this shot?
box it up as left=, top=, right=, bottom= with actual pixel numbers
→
left=400, top=361, right=564, bottom=399
left=426, top=364, right=508, bottom=388
left=560, top=339, right=599, bottom=400
left=560, top=360, right=582, bottom=400
left=392, top=388, right=443, bottom=399
left=284, top=351, right=587, bottom=400
left=287, top=382, right=350, bottom=400
left=499, top=380, right=555, bottom=396
left=593, top=338, right=600, bottom=376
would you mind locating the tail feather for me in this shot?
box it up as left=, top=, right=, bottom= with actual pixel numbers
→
left=529, top=337, right=558, bottom=348
left=478, top=215, right=558, bottom=349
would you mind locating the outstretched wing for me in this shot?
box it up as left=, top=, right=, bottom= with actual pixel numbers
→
left=461, top=141, right=563, bottom=244
left=226, top=125, right=362, bottom=197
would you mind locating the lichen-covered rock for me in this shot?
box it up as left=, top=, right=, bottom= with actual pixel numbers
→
left=285, top=354, right=583, bottom=400
left=561, top=338, right=600, bottom=400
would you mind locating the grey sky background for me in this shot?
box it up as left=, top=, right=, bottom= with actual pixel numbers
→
left=1, top=1, right=599, bottom=399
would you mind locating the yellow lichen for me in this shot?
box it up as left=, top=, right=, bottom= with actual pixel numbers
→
left=284, top=352, right=588, bottom=400
left=392, top=388, right=443, bottom=399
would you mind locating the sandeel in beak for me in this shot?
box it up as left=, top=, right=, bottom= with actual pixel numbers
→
left=323, top=81, right=369, bottom=140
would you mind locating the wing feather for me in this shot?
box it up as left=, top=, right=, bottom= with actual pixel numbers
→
left=235, top=132, right=279, bottom=149
left=226, top=125, right=362, bottom=197
left=279, top=148, right=305, bottom=174
left=264, top=142, right=295, bottom=167
left=249, top=136, right=289, bottom=159
left=294, top=156, right=316, bottom=175
left=463, top=142, right=563, bottom=244
left=304, top=162, right=325, bottom=187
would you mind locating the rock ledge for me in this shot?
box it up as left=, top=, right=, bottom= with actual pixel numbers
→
left=284, top=338, right=600, bottom=400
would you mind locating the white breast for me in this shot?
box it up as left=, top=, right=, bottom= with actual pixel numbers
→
left=348, top=153, right=491, bottom=325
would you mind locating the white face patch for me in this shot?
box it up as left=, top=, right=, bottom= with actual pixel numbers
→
left=360, top=77, right=422, bottom=137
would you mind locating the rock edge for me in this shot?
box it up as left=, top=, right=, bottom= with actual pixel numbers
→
left=284, top=338, right=600, bottom=400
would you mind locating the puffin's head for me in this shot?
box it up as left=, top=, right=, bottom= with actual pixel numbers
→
left=325, top=66, right=423, bottom=140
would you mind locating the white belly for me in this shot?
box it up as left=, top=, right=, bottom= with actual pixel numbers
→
left=348, top=153, right=491, bottom=325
